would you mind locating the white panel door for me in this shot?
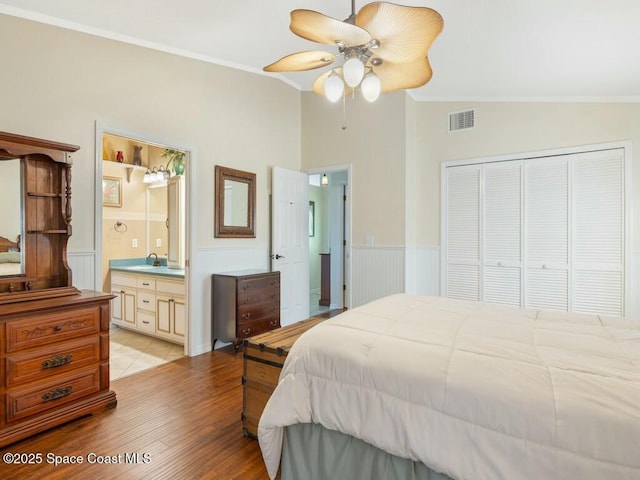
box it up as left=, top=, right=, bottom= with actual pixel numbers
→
left=524, top=157, right=569, bottom=310
left=445, top=165, right=481, bottom=300
left=483, top=161, right=522, bottom=306
left=272, top=166, right=310, bottom=326
left=572, top=149, right=624, bottom=315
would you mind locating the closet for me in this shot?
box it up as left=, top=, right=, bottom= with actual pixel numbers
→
left=442, top=147, right=626, bottom=316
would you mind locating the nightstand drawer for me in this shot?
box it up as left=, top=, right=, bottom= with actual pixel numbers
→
left=6, top=306, right=101, bottom=353
left=6, top=367, right=101, bottom=423
left=6, top=337, right=100, bottom=388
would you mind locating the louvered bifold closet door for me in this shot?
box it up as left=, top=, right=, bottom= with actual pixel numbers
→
left=524, top=157, right=569, bottom=310
left=483, top=162, right=522, bottom=306
left=572, top=149, right=624, bottom=316
left=445, top=165, right=481, bottom=300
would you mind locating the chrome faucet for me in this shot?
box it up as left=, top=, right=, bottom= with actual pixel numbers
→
left=147, top=252, right=161, bottom=266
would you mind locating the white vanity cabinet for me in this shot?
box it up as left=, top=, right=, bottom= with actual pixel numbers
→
left=156, top=279, right=186, bottom=341
left=111, top=272, right=137, bottom=328
left=110, top=271, right=184, bottom=345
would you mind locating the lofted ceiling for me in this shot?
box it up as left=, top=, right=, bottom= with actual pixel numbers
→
left=1, top=0, right=640, bottom=102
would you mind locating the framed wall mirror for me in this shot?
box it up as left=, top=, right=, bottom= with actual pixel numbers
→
left=214, top=165, right=256, bottom=238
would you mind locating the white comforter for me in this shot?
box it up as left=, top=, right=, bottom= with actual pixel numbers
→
left=258, top=294, right=640, bottom=480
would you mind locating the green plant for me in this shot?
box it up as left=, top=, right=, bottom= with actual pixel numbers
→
left=162, top=148, right=186, bottom=174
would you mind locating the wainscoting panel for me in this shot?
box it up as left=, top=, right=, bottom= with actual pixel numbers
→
left=68, top=251, right=97, bottom=291
left=351, top=246, right=405, bottom=308
left=190, top=245, right=270, bottom=355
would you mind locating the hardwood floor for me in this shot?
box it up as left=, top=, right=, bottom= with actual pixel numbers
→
left=0, top=346, right=269, bottom=480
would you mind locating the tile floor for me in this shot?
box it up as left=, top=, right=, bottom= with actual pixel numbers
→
left=109, top=325, right=185, bottom=381
left=310, top=291, right=330, bottom=317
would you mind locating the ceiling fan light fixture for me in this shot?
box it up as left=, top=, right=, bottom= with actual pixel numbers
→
left=343, top=56, right=365, bottom=87
left=361, top=71, right=381, bottom=102
left=325, top=70, right=345, bottom=102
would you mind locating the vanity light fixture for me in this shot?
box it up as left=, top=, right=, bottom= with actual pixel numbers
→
left=143, top=166, right=170, bottom=184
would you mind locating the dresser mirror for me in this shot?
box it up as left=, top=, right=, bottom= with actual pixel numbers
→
left=214, top=165, right=256, bottom=238
left=0, top=158, right=24, bottom=276
left=0, top=131, right=79, bottom=303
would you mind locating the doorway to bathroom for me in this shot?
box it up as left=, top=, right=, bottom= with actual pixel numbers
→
left=96, top=126, right=190, bottom=381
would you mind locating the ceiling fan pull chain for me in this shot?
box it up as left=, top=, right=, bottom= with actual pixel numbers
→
left=342, top=93, right=347, bottom=130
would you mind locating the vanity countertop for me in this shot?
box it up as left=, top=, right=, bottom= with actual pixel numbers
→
left=109, top=258, right=185, bottom=279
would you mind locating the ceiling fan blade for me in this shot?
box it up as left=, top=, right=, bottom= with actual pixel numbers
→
left=312, top=68, right=355, bottom=96
left=374, top=57, right=433, bottom=93
left=356, top=2, right=443, bottom=63
left=264, top=51, right=336, bottom=72
left=291, top=9, right=371, bottom=46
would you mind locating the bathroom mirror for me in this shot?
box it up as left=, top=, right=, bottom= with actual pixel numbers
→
left=214, top=165, right=255, bottom=238
left=0, top=158, right=24, bottom=276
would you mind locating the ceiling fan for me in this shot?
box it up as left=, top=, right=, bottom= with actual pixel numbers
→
left=263, top=1, right=444, bottom=103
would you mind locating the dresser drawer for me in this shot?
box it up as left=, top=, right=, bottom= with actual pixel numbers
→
left=237, top=275, right=280, bottom=293
left=237, top=317, right=281, bottom=341
left=137, top=292, right=156, bottom=312
left=237, top=287, right=279, bottom=306
left=6, top=306, right=101, bottom=353
left=6, top=367, right=101, bottom=423
left=237, top=302, right=280, bottom=324
left=6, top=337, right=101, bottom=388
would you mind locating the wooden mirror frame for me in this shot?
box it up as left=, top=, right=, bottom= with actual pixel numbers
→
left=214, top=165, right=256, bottom=238
left=0, top=131, right=80, bottom=303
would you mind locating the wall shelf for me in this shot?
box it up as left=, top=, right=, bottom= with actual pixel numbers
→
left=103, top=161, right=146, bottom=182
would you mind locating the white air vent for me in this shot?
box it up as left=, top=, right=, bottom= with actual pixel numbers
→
left=449, top=109, right=475, bottom=132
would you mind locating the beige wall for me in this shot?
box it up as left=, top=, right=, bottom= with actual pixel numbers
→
left=414, top=102, right=640, bottom=247
left=0, top=13, right=301, bottom=255
left=301, top=91, right=406, bottom=246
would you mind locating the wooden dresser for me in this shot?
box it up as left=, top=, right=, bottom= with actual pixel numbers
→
left=0, top=290, right=116, bottom=447
left=0, top=131, right=117, bottom=447
left=212, top=270, right=280, bottom=348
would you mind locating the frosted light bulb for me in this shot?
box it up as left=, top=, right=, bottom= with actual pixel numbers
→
left=343, top=57, right=365, bottom=87
left=324, top=71, right=345, bottom=103
left=361, top=72, right=381, bottom=102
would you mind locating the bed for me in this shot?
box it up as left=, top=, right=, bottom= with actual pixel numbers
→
left=0, top=235, right=22, bottom=276
left=258, top=294, right=640, bottom=480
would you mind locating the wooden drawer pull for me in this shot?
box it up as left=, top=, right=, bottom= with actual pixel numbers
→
left=242, top=328, right=251, bottom=336
left=54, top=325, right=63, bottom=332
left=269, top=320, right=278, bottom=327
left=241, top=312, right=251, bottom=320
left=42, top=354, right=73, bottom=369
left=42, top=386, right=73, bottom=403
